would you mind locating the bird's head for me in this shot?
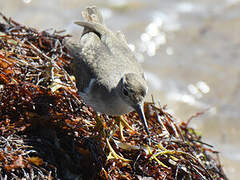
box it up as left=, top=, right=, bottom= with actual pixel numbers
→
left=119, top=73, right=150, bottom=134
left=119, top=73, right=147, bottom=106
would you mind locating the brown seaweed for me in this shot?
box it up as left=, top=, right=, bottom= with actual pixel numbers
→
left=0, top=13, right=228, bottom=180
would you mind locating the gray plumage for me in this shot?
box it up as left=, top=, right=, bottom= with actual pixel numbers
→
left=67, top=6, right=149, bottom=134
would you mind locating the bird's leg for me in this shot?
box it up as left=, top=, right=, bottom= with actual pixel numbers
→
left=116, top=115, right=139, bottom=141
left=118, top=115, right=135, bottom=132
left=95, top=114, right=131, bottom=162
left=119, top=118, right=126, bottom=141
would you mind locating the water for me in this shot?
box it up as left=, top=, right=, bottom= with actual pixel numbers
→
left=1, top=0, right=240, bottom=179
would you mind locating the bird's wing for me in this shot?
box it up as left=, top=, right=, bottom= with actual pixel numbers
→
left=67, top=6, right=144, bottom=91
left=74, top=6, right=134, bottom=61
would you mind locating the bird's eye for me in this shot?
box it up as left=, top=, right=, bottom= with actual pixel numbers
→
left=123, top=88, right=129, bottom=96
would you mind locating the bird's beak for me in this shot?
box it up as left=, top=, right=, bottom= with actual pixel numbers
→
left=134, top=103, right=150, bottom=135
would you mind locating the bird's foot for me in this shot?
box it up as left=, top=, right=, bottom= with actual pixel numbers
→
left=106, top=138, right=131, bottom=162
left=94, top=114, right=131, bottom=162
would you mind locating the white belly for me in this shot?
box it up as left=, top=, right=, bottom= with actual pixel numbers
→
left=81, top=92, right=133, bottom=116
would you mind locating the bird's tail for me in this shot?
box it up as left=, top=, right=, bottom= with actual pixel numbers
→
left=78, top=6, right=104, bottom=36
left=82, top=6, right=104, bottom=24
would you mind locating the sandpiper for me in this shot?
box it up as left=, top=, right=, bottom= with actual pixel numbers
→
left=67, top=6, right=150, bottom=135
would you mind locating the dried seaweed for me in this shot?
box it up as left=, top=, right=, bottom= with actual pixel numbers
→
left=0, top=13, right=228, bottom=180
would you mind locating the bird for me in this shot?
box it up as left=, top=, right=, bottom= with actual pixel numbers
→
left=67, top=6, right=150, bottom=136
